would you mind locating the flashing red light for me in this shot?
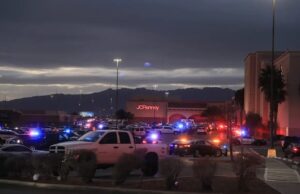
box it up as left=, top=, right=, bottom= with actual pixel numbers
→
left=142, top=140, right=147, bottom=144
left=152, top=140, right=158, bottom=144
left=292, top=147, right=299, bottom=152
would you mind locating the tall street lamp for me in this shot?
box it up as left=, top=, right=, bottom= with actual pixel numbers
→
left=270, top=0, right=276, bottom=149
left=113, top=58, right=122, bottom=129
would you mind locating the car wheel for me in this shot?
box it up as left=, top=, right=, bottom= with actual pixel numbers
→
left=215, top=149, right=222, bottom=157
left=193, top=150, right=200, bottom=158
left=142, top=153, right=158, bottom=177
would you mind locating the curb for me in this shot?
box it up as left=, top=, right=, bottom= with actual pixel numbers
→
left=249, top=148, right=300, bottom=166
left=275, top=156, right=300, bottom=166
left=0, top=179, right=210, bottom=194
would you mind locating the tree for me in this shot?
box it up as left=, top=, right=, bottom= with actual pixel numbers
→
left=259, top=65, right=286, bottom=146
left=115, top=109, right=134, bottom=121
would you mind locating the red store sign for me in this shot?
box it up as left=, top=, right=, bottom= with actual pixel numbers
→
left=136, top=104, right=159, bottom=111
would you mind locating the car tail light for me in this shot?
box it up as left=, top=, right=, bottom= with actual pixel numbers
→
left=142, top=140, right=147, bottom=144
left=292, top=147, right=298, bottom=152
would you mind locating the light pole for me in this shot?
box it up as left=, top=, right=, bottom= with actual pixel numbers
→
left=153, top=84, right=158, bottom=123
left=113, top=58, right=122, bottom=129
left=270, top=0, right=276, bottom=149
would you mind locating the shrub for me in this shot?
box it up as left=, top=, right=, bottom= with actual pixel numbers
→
left=31, top=153, right=64, bottom=181
left=0, top=153, right=11, bottom=177
left=113, top=149, right=146, bottom=185
left=193, top=157, right=217, bottom=191
left=63, top=150, right=97, bottom=183
left=159, top=157, right=183, bottom=190
left=233, top=152, right=265, bottom=191
left=76, top=150, right=97, bottom=183
left=4, top=153, right=33, bottom=178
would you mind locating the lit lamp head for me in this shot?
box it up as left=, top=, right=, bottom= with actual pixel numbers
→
left=113, top=58, right=122, bottom=66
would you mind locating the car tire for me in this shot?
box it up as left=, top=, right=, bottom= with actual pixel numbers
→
left=215, top=149, right=222, bottom=157
left=142, top=153, right=158, bottom=177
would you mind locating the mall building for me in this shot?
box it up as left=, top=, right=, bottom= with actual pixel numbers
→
left=244, top=51, right=300, bottom=136
left=126, top=100, right=229, bottom=123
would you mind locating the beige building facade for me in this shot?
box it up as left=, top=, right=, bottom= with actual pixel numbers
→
left=244, top=51, right=300, bottom=136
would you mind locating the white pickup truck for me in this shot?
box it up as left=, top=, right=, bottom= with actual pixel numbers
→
left=49, top=130, right=168, bottom=176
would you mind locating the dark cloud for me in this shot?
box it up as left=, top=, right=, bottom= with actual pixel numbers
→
left=0, top=0, right=299, bottom=99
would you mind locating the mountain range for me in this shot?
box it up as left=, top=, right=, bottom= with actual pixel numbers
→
left=0, top=88, right=235, bottom=114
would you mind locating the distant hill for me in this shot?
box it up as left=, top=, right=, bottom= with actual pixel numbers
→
left=0, top=88, right=235, bottom=114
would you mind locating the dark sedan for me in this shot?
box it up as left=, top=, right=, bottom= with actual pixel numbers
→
left=284, top=143, right=300, bottom=158
left=169, top=139, right=227, bottom=157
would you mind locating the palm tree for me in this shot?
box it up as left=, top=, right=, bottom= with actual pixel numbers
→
left=259, top=65, right=286, bottom=144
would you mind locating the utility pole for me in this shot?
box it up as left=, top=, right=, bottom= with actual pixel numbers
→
left=113, top=58, right=122, bottom=129
left=270, top=0, right=276, bottom=149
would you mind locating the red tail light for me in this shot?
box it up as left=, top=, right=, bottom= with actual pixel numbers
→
left=292, top=147, right=298, bottom=152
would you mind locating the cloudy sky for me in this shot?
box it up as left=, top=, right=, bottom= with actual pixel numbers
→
left=0, top=0, right=299, bottom=100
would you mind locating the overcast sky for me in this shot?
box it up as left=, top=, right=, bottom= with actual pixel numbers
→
left=0, top=0, right=299, bottom=100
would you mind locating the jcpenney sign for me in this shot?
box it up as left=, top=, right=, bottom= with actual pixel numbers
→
left=136, top=104, right=159, bottom=111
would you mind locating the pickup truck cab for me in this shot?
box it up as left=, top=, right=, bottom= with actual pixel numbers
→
left=49, top=130, right=167, bottom=176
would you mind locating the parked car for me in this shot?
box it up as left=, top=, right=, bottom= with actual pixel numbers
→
left=0, top=130, right=19, bottom=141
left=196, top=124, right=207, bottom=135
left=231, top=137, right=267, bottom=146
left=284, top=143, right=300, bottom=158
left=132, top=127, right=147, bottom=137
left=281, top=136, right=300, bottom=151
left=152, top=126, right=175, bottom=134
left=50, top=130, right=168, bottom=176
left=0, top=144, right=47, bottom=154
left=169, top=139, right=227, bottom=157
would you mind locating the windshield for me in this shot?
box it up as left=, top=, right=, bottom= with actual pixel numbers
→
left=78, top=131, right=105, bottom=142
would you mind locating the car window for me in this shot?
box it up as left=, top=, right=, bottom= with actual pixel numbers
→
left=78, top=131, right=105, bottom=142
left=100, top=132, right=117, bottom=144
left=119, top=132, right=131, bottom=144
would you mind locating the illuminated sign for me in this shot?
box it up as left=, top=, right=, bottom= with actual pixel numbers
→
left=136, top=105, right=159, bottom=111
